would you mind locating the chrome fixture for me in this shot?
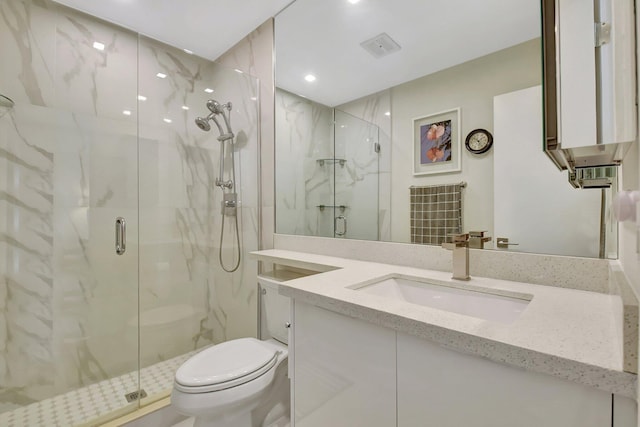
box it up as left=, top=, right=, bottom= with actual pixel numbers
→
left=115, top=217, right=126, bottom=255
left=469, top=231, right=492, bottom=249
left=441, top=233, right=470, bottom=280
left=334, top=215, right=347, bottom=237
left=195, top=99, right=241, bottom=273
left=496, top=237, right=519, bottom=249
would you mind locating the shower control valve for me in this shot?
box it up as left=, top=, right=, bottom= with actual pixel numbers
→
left=222, top=193, right=238, bottom=216
left=215, top=178, right=233, bottom=189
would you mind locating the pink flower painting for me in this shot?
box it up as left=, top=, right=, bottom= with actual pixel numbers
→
left=420, top=120, right=452, bottom=165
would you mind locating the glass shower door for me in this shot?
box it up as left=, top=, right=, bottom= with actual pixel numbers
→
left=333, top=110, right=380, bottom=240
left=0, top=0, right=140, bottom=424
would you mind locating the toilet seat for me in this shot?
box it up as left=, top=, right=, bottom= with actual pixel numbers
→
left=174, top=338, right=279, bottom=394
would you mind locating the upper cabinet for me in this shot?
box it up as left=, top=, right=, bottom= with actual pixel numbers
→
left=543, top=0, right=637, bottom=180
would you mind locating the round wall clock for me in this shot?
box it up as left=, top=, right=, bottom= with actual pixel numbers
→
left=465, top=129, right=493, bottom=154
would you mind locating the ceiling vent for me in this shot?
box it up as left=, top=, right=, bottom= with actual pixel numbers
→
left=360, top=33, right=401, bottom=59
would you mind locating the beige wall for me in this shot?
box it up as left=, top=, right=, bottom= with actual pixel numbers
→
left=390, top=39, right=541, bottom=243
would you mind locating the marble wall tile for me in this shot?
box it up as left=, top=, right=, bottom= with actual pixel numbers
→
left=54, top=6, right=138, bottom=119
left=0, top=0, right=56, bottom=107
left=0, top=0, right=264, bottom=420
left=0, top=102, right=55, bottom=407
left=215, top=19, right=275, bottom=251
left=137, top=36, right=260, bottom=374
left=275, top=89, right=333, bottom=236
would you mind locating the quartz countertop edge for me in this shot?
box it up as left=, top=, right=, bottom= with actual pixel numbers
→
left=252, top=249, right=638, bottom=399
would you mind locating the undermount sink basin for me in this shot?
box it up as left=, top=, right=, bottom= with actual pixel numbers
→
left=352, top=275, right=531, bottom=324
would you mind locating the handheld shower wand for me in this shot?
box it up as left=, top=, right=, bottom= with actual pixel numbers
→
left=195, top=99, right=242, bottom=273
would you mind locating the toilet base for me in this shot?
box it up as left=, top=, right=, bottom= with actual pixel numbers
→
left=171, top=339, right=289, bottom=427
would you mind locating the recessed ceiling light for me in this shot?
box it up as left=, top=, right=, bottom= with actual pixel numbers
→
left=384, top=111, right=391, bottom=116
left=204, top=88, right=214, bottom=93
left=250, top=97, right=257, bottom=101
left=183, top=49, right=193, bottom=55
left=304, top=74, right=316, bottom=82
left=234, top=69, right=244, bottom=74
left=122, top=110, right=132, bottom=116
left=163, top=118, right=172, bottom=123
left=93, top=41, right=105, bottom=51
left=138, top=95, right=147, bottom=101
left=156, top=72, right=167, bottom=79
left=182, top=105, right=189, bottom=110
left=348, top=0, right=361, bottom=3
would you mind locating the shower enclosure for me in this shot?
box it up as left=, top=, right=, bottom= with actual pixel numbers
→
left=275, top=89, right=381, bottom=240
left=0, top=0, right=260, bottom=425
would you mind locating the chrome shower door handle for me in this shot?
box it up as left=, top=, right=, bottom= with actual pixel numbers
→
left=115, top=217, right=126, bottom=255
left=335, top=215, right=347, bottom=237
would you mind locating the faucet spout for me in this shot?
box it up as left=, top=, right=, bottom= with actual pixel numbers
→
left=441, top=233, right=470, bottom=280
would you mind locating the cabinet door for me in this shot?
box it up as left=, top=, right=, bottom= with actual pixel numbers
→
left=293, top=302, right=396, bottom=427
left=397, top=333, right=611, bottom=427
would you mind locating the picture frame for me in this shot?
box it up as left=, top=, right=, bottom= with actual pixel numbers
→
left=413, top=108, right=461, bottom=176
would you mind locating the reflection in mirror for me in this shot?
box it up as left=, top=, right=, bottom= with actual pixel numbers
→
left=275, top=0, right=618, bottom=259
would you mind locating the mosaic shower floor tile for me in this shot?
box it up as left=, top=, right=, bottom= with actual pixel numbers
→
left=0, top=351, right=196, bottom=427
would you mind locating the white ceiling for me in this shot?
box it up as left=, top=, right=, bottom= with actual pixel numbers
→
left=276, top=0, right=541, bottom=106
left=53, top=0, right=541, bottom=107
left=52, top=0, right=293, bottom=60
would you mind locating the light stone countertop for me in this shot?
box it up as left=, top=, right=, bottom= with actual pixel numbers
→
left=252, top=249, right=637, bottom=398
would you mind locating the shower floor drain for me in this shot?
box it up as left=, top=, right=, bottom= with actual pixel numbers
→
left=124, top=389, right=148, bottom=403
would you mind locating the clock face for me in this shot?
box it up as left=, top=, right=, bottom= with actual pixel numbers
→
left=465, top=129, right=493, bottom=154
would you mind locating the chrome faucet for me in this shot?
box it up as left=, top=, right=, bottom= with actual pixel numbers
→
left=441, top=233, right=470, bottom=280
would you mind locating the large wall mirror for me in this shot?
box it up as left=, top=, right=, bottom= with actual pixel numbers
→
left=274, top=0, right=622, bottom=259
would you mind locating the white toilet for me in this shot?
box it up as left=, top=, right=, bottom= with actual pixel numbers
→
left=171, top=278, right=290, bottom=427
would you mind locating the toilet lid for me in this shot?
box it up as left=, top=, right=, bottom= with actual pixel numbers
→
left=175, top=338, right=278, bottom=389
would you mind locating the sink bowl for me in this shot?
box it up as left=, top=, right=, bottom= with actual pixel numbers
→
left=352, top=275, right=531, bottom=324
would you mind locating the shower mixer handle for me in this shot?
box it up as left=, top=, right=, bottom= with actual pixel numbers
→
left=216, top=178, right=233, bottom=189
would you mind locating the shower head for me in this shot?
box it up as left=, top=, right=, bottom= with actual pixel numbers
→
left=206, top=99, right=224, bottom=114
left=195, top=100, right=233, bottom=138
left=195, top=116, right=211, bottom=131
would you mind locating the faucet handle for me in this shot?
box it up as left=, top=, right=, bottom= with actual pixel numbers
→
left=442, top=233, right=469, bottom=250
left=447, top=233, right=469, bottom=242
left=469, top=230, right=488, bottom=237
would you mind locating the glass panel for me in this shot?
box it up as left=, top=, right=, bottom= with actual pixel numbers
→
left=334, top=110, right=380, bottom=240
left=0, top=0, right=139, bottom=424
left=138, top=35, right=261, bottom=404
left=275, top=89, right=334, bottom=237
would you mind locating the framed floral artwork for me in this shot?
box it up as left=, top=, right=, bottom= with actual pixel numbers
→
left=413, top=108, right=461, bottom=176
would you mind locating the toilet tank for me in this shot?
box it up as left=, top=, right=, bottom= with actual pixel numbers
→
left=259, top=277, right=291, bottom=344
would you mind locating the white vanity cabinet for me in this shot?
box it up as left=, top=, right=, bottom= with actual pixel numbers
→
left=292, top=301, right=396, bottom=427
left=291, top=301, right=632, bottom=427
left=397, top=333, right=612, bottom=427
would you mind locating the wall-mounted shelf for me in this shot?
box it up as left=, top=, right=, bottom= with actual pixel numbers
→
left=317, top=158, right=346, bottom=167
left=317, top=205, right=347, bottom=212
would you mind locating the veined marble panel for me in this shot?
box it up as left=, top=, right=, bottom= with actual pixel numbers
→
left=54, top=4, right=138, bottom=118
left=0, top=0, right=262, bottom=422
left=215, top=20, right=275, bottom=250
left=275, top=89, right=333, bottom=237
left=0, top=102, right=55, bottom=409
left=0, top=0, right=56, bottom=107
left=138, top=36, right=260, bottom=376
